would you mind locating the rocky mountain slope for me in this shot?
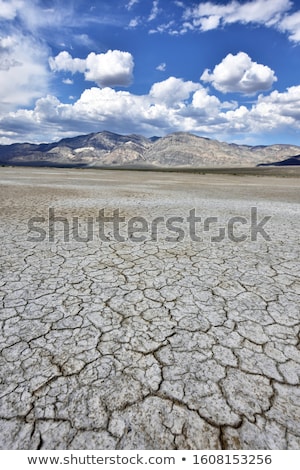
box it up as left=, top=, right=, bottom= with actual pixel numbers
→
left=0, top=131, right=299, bottom=167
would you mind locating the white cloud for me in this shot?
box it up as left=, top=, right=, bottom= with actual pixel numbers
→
left=128, top=17, right=140, bottom=28
left=85, top=50, right=134, bottom=87
left=49, top=51, right=86, bottom=74
left=148, top=21, right=175, bottom=34
left=0, top=36, right=16, bottom=48
left=179, top=0, right=300, bottom=42
left=148, top=0, right=160, bottom=21
left=62, top=78, right=73, bottom=85
left=192, top=89, right=222, bottom=113
left=0, top=33, right=49, bottom=111
left=126, top=0, right=139, bottom=10
left=73, top=34, right=95, bottom=47
left=279, top=11, right=300, bottom=42
left=18, top=1, right=79, bottom=34
left=0, top=0, right=23, bottom=20
left=149, top=77, right=201, bottom=106
left=225, top=0, right=291, bottom=26
left=72, top=87, right=141, bottom=124
left=0, top=78, right=224, bottom=141
left=137, top=0, right=300, bottom=42
left=184, top=0, right=292, bottom=31
left=254, top=86, right=300, bottom=122
left=201, top=52, right=277, bottom=94
left=49, top=50, right=134, bottom=87
left=199, top=15, right=221, bottom=31
left=0, top=36, right=22, bottom=70
left=2, top=74, right=300, bottom=144
left=222, top=86, right=300, bottom=134
left=156, top=62, right=166, bottom=71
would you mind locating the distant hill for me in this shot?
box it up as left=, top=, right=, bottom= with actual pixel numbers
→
left=0, top=131, right=300, bottom=168
left=258, top=155, right=300, bottom=166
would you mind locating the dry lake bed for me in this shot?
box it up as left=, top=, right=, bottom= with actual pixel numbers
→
left=0, top=166, right=299, bottom=450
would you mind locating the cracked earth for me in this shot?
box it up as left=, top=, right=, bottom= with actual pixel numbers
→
left=0, top=167, right=299, bottom=450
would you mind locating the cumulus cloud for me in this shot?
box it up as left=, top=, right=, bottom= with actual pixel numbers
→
left=150, top=77, right=201, bottom=106
left=201, top=52, right=277, bottom=94
left=49, top=51, right=85, bottom=74
left=221, top=86, right=300, bottom=134
left=0, top=78, right=228, bottom=142
left=254, top=86, right=300, bottom=122
left=49, top=50, right=134, bottom=88
left=1, top=72, right=300, bottom=144
left=85, top=50, right=134, bottom=87
left=192, top=89, right=222, bottom=112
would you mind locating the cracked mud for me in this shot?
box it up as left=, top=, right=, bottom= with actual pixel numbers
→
left=0, top=167, right=299, bottom=450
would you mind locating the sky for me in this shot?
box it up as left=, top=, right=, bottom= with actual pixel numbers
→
left=1, top=0, right=300, bottom=146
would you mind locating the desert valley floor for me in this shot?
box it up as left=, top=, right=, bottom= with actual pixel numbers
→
left=0, top=167, right=299, bottom=450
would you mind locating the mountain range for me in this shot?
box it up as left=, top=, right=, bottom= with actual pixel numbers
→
left=0, top=131, right=300, bottom=168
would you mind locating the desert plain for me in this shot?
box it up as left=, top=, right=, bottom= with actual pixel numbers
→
left=0, top=166, right=299, bottom=449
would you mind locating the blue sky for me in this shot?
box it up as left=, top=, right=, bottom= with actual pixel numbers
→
left=1, top=0, right=300, bottom=145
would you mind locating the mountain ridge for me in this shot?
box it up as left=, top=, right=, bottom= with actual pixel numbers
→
left=0, top=131, right=300, bottom=168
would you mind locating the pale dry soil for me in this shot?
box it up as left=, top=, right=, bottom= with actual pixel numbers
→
left=0, top=167, right=299, bottom=450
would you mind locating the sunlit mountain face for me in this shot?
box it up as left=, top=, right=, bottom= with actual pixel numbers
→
left=1, top=130, right=300, bottom=168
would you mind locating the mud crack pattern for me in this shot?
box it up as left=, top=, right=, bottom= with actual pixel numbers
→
left=0, top=168, right=299, bottom=449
